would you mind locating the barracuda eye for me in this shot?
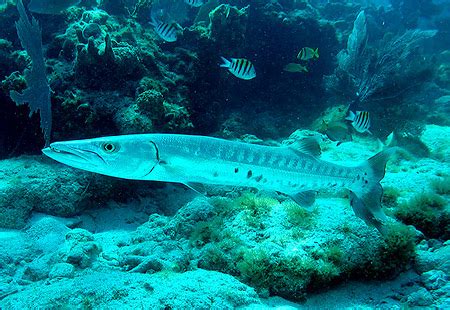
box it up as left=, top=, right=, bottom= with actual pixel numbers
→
left=102, top=142, right=119, bottom=153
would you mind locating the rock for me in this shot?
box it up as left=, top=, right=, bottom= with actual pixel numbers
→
left=0, top=156, right=120, bottom=229
left=434, top=95, right=450, bottom=105
left=26, top=215, right=70, bottom=252
left=21, top=255, right=53, bottom=282
left=416, top=245, right=450, bottom=274
left=422, top=270, right=448, bottom=290
left=420, top=125, right=450, bottom=160
left=406, top=287, right=434, bottom=307
left=136, top=89, right=165, bottom=121
left=166, top=197, right=215, bottom=238
left=0, top=269, right=259, bottom=308
left=61, top=229, right=101, bottom=268
left=49, top=263, right=75, bottom=279
left=74, top=34, right=144, bottom=90
left=114, top=104, right=154, bottom=134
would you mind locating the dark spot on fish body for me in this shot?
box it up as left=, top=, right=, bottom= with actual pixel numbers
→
left=254, top=175, right=263, bottom=182
left=357, top=175, right=360, bottom=180
left=234, top=168, right=239, bottom=173
left=213, top=172, right=219, bottom=177
left=364, top=180, right=368, bottom=184
left=247, top=170, right=253, bottom=178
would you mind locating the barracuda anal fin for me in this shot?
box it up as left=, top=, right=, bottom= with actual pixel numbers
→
left=289, top=190, right=317, bottom=209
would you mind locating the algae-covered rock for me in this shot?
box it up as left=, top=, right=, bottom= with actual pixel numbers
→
left=209, top=4, right=249, bottom=45
left=187, top=190, right=416, bottom=300
left=114, top=104, right=154, bottom=134
left=0, top=156, right=122, bottom=229
left=420, top=125, right=450, bottom=161
left=0, top=269, right=259, bottom=309
left=61, top=228, right=101, bottom=268
left=49, top=263, right=75, bottom=279
left=136, top=89, right=165, bottom=121
left=75, top=35, right=144, bottom=90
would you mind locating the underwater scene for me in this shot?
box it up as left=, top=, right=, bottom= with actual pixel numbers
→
left=0, top=0, right=449, bottom=308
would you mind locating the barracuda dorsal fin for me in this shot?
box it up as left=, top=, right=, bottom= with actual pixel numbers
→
left=290, top=190, right=316, bottom=209
left=289, top=137, right=321, bottom=157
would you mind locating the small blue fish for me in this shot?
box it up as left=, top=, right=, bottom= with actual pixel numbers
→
left=184, top=0, right=204, bottom=7
left=346, top=110, right=372, bottom=134
left=220, top=57, right=256, bottom=80
left=150, top=18, right=180, bottom=42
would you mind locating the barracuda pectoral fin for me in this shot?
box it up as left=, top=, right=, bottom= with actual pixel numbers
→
left=349, top=147, right=398, bottom=234
left=350, top=186, right=387, bottom=233
left=288, top=137, right=321, bottom=157
left=289, top=190, right=317, bottom=209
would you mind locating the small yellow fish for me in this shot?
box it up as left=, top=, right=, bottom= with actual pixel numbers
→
left=283, top=63, right=308, bottom=73
left=297, top=47, right=319, bottom=61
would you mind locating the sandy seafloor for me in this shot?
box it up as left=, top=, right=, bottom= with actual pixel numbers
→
left=0, top=124, right=448, bottom=309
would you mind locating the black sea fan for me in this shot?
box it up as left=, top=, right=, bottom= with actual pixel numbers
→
left=328, top=10, right=437, bottom=107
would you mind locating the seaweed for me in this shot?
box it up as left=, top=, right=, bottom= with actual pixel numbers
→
left=283, top=200, right=314, bottom=228
left=356, top=223, right=416, bottom=279
left=431, top=176, right=450, bottom=196
left=395, top=192, right=449, bottom=239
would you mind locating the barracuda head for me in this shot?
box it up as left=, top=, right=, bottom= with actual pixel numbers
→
left=42, top=135, right=160, bottom=179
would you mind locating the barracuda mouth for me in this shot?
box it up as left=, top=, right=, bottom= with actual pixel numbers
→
left=42, top=144, right=106, bottom=168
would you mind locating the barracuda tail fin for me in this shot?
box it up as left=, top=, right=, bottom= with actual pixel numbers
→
left=350, top=148, right=398, bottom=234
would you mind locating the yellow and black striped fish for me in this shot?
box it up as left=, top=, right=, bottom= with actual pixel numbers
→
left=346, top=110, right=372, bottom=134
left=220, top=57, right=256, bottom=80
left=297, top=47, right=319, bottom=61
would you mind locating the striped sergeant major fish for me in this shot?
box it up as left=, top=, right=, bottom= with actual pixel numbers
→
left=184, top=0, right=203, bottom=7
left=346, top=110, right=371, bottom=134
left=42, top=134, right=396, bottom=233
left=220, top=57, right=256, bottom=80
left=150, top=17, right=180, bottom=42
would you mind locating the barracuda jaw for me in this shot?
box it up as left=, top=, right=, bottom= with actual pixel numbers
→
left=42, top=143, right=103, bottom=170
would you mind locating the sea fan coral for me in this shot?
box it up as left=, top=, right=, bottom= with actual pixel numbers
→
left=9, top=0, right=51, bottom=146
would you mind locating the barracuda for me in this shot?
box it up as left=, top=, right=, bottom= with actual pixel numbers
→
left=42, top=134, right=395, bottom=232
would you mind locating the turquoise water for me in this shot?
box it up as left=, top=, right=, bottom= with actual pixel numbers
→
left=0, top=0, right=449, bottom=308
